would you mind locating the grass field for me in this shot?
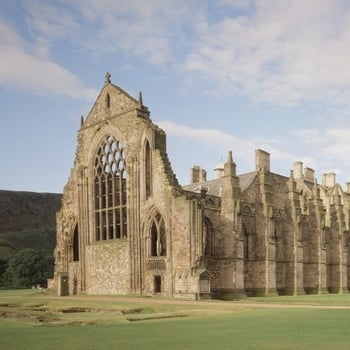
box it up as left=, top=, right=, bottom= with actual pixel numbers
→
left=1, top=290, right=350, bottom=350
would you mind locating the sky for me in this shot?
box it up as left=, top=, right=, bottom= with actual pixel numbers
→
left=2, top=0, right=350, bottom=193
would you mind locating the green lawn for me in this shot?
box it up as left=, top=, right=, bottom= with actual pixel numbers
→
left=1, top=290, right=350, bottom=350
left=248, top=292, right=350, bottom=306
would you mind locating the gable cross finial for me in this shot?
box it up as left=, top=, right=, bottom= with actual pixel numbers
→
left=105, top=71, right=111, bottom=84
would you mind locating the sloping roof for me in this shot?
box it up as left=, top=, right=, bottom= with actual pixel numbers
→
left=239, top=171, right=258, bottom=191
left=182, top=171, right=258, bottom=197
left=183, top=178, right=222, bottom=197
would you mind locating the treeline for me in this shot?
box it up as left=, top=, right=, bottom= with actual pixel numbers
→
left=0, top=248, right=54, bottom=288
left=0, top=190, right=61, bottom=289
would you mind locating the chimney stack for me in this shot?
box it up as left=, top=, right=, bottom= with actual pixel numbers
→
left=190, top=166, right=207, bottom=184
left=255, top=149, right=270, bottom=172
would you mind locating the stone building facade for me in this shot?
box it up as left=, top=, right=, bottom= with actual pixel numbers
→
left=53, top=73, right=350, bottom=298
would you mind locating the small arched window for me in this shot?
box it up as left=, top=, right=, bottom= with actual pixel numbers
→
left=73, top=224, right=79, bottom=262
left=243, top=226, right=249, bottom=260
left=144, top=140, right=152, bottom=199
left=204, top=218, right=213, bottom=257
left=106, top=93, right=111, bottom=108
left=150, top=213, right=166, bottom=256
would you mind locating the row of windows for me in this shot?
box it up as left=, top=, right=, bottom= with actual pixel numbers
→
left=73, top=215, right=215, bottom=261
left=73, top=214, right=215, bottom=260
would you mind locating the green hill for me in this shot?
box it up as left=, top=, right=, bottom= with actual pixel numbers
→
left=0, top=190, right=62, bottom=260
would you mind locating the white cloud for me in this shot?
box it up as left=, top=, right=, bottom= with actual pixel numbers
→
left=25, top=1, right=80, bottom=39
left=215, top=0, right=252, bottom=9
left=21, top=0, right=350, bottom=108
left=157, top=120, right=239, bottom=150
left=293, top=129, right=327, bottom=146
left=157, top=120, right=350, bottom=184
left=0, top=20, right=97, bottom=100
left=183, top=0, right=350, bottom=107
left=25, top=0, right=193, bottom=66
left=157, top=120, right=299, bottom=173
left=294, top=128, right=350, bottom=150
left=293, top=127, right=350, bottom=181
left=6, top=0, right=350, bottom=109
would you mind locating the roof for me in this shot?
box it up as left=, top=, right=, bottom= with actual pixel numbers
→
left=183, top=178, right=222, bottom=197
left=182, top=171, right=258, bottom=197
left=239, top=171, right=258, bottom=191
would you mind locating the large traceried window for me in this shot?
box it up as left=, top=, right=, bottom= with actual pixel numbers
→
left=150, top=213, right=166, bottom=256
left=94, top=136, right=127, bottom=241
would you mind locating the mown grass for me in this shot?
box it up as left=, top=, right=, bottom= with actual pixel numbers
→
left=248, top=292, right=350, bottom=306
left=1, top=290, right=350, bottom=350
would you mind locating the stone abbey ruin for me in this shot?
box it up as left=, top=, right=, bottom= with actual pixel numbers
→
left=52, top=73, right=350, bottom=299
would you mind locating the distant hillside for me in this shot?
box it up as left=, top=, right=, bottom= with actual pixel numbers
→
left=0, top=190, right=62, bottom=260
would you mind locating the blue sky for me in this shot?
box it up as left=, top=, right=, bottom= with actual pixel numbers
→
left=2, top=0, right=350, bottom=193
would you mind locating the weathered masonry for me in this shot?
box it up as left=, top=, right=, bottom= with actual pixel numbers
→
left=52, top=73, right=350, bottom=299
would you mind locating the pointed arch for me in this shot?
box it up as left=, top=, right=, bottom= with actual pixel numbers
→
left=150, top=212, right=166, bottom=256
left=72, top=224, right=79, bottom=262
left=199, top=271, right=211, bottom=294
left=93, top=135, right=127, bottom=241
left=106, top=93, right=111, bottom=108
left=243, top=223, right=249, bottom=260
left=242, top=204, right=252, bottom=216
left=330, top=185, right=345, bottom=205
left=144, top=139, right=152, bottom=199
left=204, top=218, right=214, bottom=257
left=144, top=207, right=167, bottom=257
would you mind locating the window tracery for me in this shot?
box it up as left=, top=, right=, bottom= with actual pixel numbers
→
left=94, top=136, right=127, bottom=241
left=150, top=213, right=166, bottom=256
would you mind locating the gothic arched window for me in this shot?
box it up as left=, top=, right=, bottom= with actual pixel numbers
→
left=106, top=93, right=111, bottom=108
left=204, top=218, right=213, bottom=257
left=150, top=213, right=166, bottom=256
left=144, top=140, right=152, bottom=199
left=243, top=226, right=249, bottom=260
left=94, top=136, right=127, bottom=241
left=73, top=224, right=79, bottom=262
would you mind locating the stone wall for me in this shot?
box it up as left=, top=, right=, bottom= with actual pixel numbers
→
left=85, top=240, right=130, bottom=294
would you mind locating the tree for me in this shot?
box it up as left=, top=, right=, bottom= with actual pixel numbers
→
left=4, top=248, right=54, bottom=288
